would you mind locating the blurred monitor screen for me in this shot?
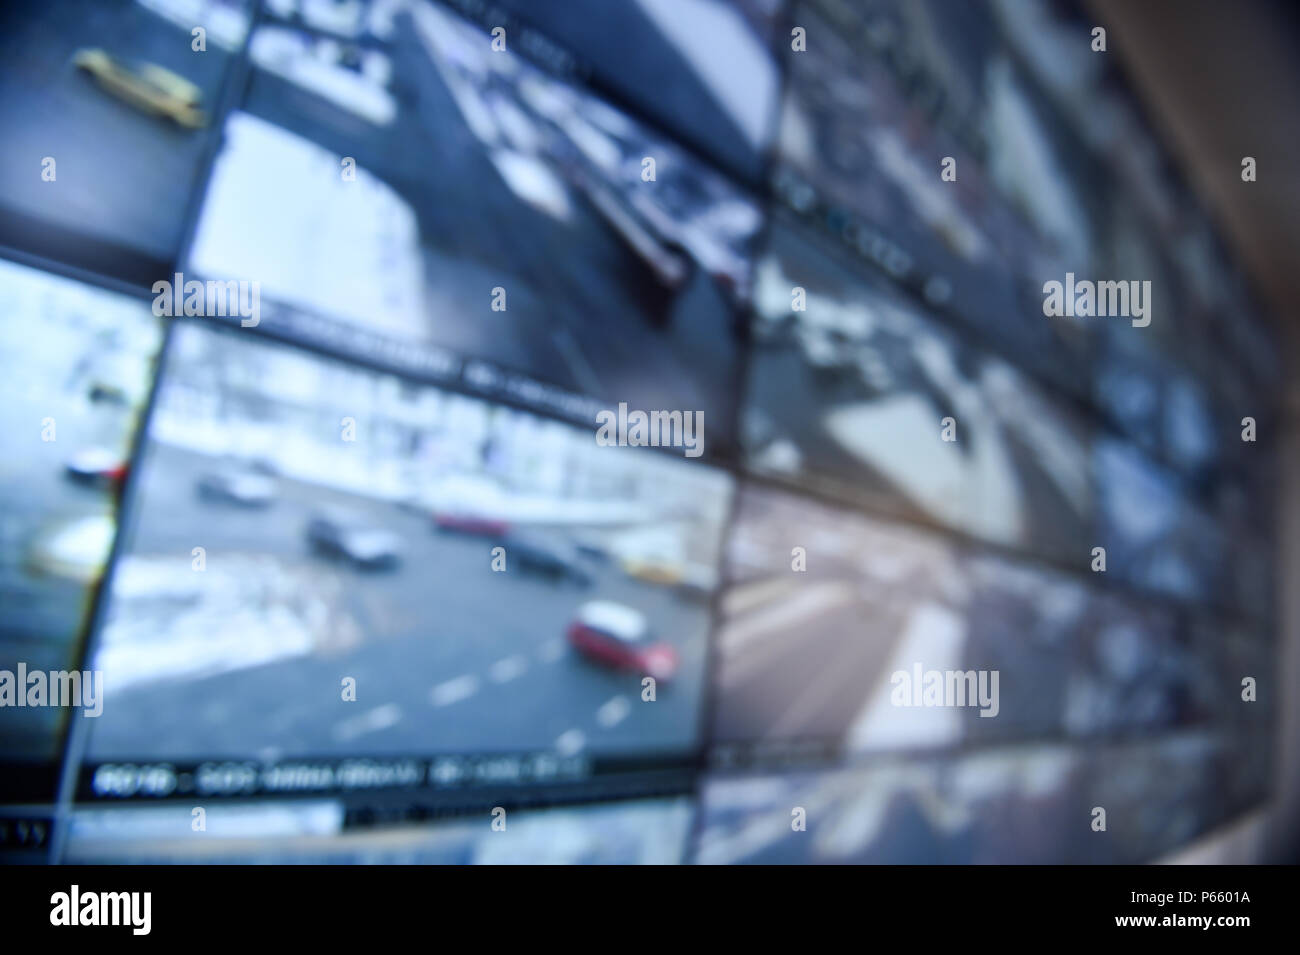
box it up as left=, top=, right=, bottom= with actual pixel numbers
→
left=74, top=322, right=733, bottom=804
left=0, top=258, right=162, bottom=797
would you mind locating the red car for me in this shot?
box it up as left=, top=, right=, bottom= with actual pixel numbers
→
left=431, top=510, right=509, bottom=537
left=566, top=601, right=678, bottom=682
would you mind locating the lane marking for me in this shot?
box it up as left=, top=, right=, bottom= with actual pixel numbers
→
left=332, top=703, right=402, bottom=742
left=489, top=654, right=529, bottom=683
left=554, top=728, right=586, bottom=756
left=844, top=602, right=966, bottom=750
left=596, top=695, right=631, bottom=729
left=429, top=674, right=480, bottom=707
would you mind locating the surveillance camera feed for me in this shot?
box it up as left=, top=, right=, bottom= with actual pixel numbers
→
left=0, top=0, right=1285, bottom=865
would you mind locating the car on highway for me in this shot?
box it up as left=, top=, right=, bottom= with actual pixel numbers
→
left=571, top=534, right=611, bottom=564
left=64, top=447, right=127, bottom=488
left=432, top=509, right=509, bottom=538
left=505, top=531, right=592, bottom=587
left=196, top=469, right=277, bottom=507
left=73, top=48, right=207, bottom=128
left=566, top=601, right=679, bottom=682
left=87, top=380, right=129, bottom=406
left=306, top=510, right=403, bottom=569
left=395, top=491, right=435, bottom=516
left=619, top=554, right=686, bottom=587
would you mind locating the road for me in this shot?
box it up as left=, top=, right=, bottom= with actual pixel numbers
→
left=711, top=578, right=907, bottom=746
left=490, top=0, right=775, bottom=186
left=85, top=443, right=713, bottom=762
left=744, top=314, right=1091, bottom=562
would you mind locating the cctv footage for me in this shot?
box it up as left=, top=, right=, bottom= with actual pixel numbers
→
left=708, top=481, right=1237, bottom=765
left=742, top=220, right=1093, bottom=564
left=773, top=0, right=1099, bottom=394
left=64, top=794, right=694, bottom=864
left=77, top=322, right=732, bottom=801
left=0, top=0, right=253, bottom=283
left=0, top=258, right=161, bottom=788
left=182, top=0, right=771, bottom=450
left=696, top=728, right=1254, bottom=864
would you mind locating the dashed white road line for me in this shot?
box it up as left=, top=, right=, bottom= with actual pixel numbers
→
left=596, top=695, right=631, bottom=729
left=554, top=728, right=586, bottom=756
left=332, top=703, right=402, bottom=742
left=429, top=674, right=480, bottom=707
left=489, top=654, right=529, bottom=684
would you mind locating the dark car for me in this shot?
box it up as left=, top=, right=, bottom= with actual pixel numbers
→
left=506, top=531, right=593, bottom=587
left=307, top=510, right=402, bottom=569
left=87, top=381, right=129, bottom=405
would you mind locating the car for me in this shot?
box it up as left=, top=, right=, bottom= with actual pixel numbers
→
left=395, top=493, right=426, bottom=515
left=395, top=490, right=441, bottom=516
left=87, top=381, right=129, bottom=405
left=620, top=554, right=685, bottom=587
left=73, top=48, right=206, bottom=128
left=797, top=325, right=856, bottom=375
left=65, top=447, right=127, bottom=488
left=505, top=531, right=592, bottom=587
left=432, top=510, right=509, bottom=537
left=196, top=470, right=277, bottom=507
left=306, top=510, right=402, bottom=569
left=85, top=352, right=152, bottom=407
left=566, top=601, right=678, bottom=682
left=571, top=535, right=611, bottom=564
left=246, top=457, right=280, bottom=477
left=26, top=514, right=116, bottom=583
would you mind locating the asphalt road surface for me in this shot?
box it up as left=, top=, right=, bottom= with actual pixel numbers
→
left=709, top=576, right=909, bottom=747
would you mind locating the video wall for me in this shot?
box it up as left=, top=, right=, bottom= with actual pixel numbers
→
left=0, top=0, right=1280, bottom=863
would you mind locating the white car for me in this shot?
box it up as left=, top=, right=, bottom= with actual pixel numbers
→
left=197, top=470, right=277, bottom=507
left=65, top=447, right=127, bottom=487
left=307, top=511, right=402, bottom=569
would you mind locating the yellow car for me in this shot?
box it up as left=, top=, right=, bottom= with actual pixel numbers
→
left=620, top=555, right=685, bottom=587
left=73, top=48, right=206, bottom=128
